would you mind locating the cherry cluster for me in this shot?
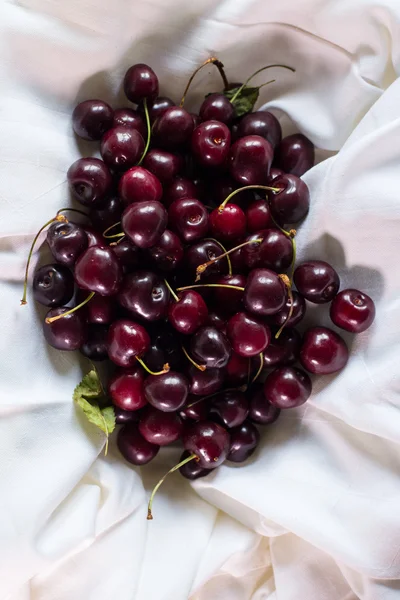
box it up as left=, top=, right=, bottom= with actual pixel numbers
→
left=24, top=60, right=376, bottom=519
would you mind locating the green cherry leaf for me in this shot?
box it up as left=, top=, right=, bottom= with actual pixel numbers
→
left=223, top=86, right=260, bottom=117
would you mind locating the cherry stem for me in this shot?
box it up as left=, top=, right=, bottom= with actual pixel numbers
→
left=251, top=353, right=264, bottom=384
left=182, top=346, right=206, bottom=371
left=164, top=279, right=180, bottom=303
left=195, top=239, right=262, bottom=281
left=56, top=207, right=89, bottom=219
left=147, top=453, right=198, bottom=520
left=275, top=287, right=294, bottom=340
left=137, top=98, right=151, bottom=166
left=180, top=57, right=229, bottom=107
left=103, top=221, right=122, bottom=238
left=20, top=215, right=68, bottom=306
left=177, top=283, right=245, bottom=292
left=203, top=237, right=232, bottom=276
left=45, top=291, right=95, bottom=323
left=219, top=185, right=280, bottom=212
left=109, top=235, right=126, bottom=246
left=229, top=64, right=295, bottom=104
left=135, top=357, right=170, bottom=376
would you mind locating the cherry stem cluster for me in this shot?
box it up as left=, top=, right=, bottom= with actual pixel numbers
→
left=219, top=184, right=281, bottom=212
left=195, top=238, right=262, bottom=282
left=182, top=346, right=206, bottom=371
left=180, top=57, right=229, bottom=107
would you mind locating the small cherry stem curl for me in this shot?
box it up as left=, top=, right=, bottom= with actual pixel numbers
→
left=164, top=279, right=180, bottom=303
left=219, top=185, right=281, bottom=212
left=45, top=291, right=95, bottom=323
left=103, top=221, right=123, bottom=238
left=180, top=57, right=229, bottom=107
left=137, top=98, right=151, bottom=166
left=21, top=214, right=68, bottom=306
left=182, top=346, right=206, bottom=371
left=204, top=238, right=232, bottom=276
left=147, top=453, right=198, bottom=520
left=195, top=238, right=263, bottom=281
left=229, top=64, right=295, bottom=104
left=251, top=353, right=264, bottom=384
left=177, top=283, right=245, bottom=293
left=136, top=357, right=170, bottom=376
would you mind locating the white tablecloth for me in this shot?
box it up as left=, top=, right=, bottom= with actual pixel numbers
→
left=1, top=1, right=400, bottom=598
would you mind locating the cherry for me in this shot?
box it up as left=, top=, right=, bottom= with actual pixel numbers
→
left=122, top=200, right=168, bottom=248
left=146, top=229, right=184, bottom=272
left=227, top=311, right=270, bottom=357
left=108, top=319, right=150, bottom=368
left=113, top=108, right=146, bottom=138
left=123, top=63, right=159, bottom=103
left=227, top=421, right=260, bottom=463
left=100, top=126, right=145, bottom=171
left=264, top=366, right=312, bottom=409
left=242, top=230, right=293, bottom=272
left=180, top=396, right=209, bottom=421
left=300, top=326, right=349, bottom=374
left=183, top=421, right=230, bottom=468
left=75, top=246, right=122, bottom=295
left=139, top=407, right=183, bottom=445
left=179, top=450, right=209, bottom=480
left=163, top=177, right=198, bottom=207
left=47, top=221, right=88, bottom=267
left=33, top=264, right=74, bottom=307
left=244, top=268, right=287, bottom=316
left=330, top=289, right=375, bottom=333
left=90, top=196, right=122, bottom=231
left=153, top=326, right=185, bottom=371
left=263, top=328, right=301, bottom=368
left=213, top=274, right=246, bottom=315
left=111, top=239, right=140, bottom=271
left=146, top=96, right=175, bottom=122
left=190, top=326, right=231, bottom=369
left=269, top=174, right=310, bottom=224
left=115, top=407, right=140, bottom=425
left=168, top=198, right=209, bottom=243
left=206, top=311, right=227, bottom=333
left=294, top=260, right=339, bottom=304
left=191, top=120, right=231, bottom=167
left=229, top=135, right=273, bottom=185
left=229, top=246, right=246, bottom=274
left=168, top=290, right=208, bottom=335
left=67, top=158, right=112, bottom=207
left=118, top=271, right=169, bottom=321
left=117, top=423, right=159, bottom=465
left=72, top=99, right=113, bottom=141
left=275, top=133, right=314, bottom=177
left=83, top=226, right=105, bottom=248
left=118, top=166, right=162, bottom=206
left=185, top=239, right=228, bottom=278
left=248, top=384, right=280, bottom=425
left=144, top=371, right=189, bottom=412
left=80, top=324, right=109, bottom=361
left=187, top=365, right=225, bottom=396
left=210, top=204, right=246, bottom=242
left=267, top=167, right=285, bottom=183
left=43, top=307, right=87, bottom=350
left=199, top=94, right=235, bottom=124
left=271, top=291, right=306, bottom=328
left=153, top=107, right=194, bottom=149
left=236, top=111, right=282, bottom=148
left=109, top=366, right=147, bottom=411
left=143, top=149, right=183, bottom=183
left=246, top=199, right=275, bottom=233
left=209, top=390, right=249, bottom=428
left=225, top=352, right=250, bottom=387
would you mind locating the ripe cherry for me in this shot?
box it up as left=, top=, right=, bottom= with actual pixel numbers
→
left=80, top=325, right=109, bottom=361
left=190, top=326, right=231, bottom=369
left=47, top=221, right=88, bottom=267
left=229, top=135, right=273, bottom=185
left=139, top=407, right=183, bottom=445
left=248, top=384, right=280, bottom=425
left=209, top=204, right=246, bottom=242
left=187, top=365, right=225, bottom=396
left=163, top=177, right=198, bottom=207
left=236, top=111, right=282, bottom=148
left=227, top=421, right=260, bottom=463
left=264, top=366, right=312, bottom=409
left=168, top=198, right=209, bottom=243
left=168, top=290, right=208, bottom=335
left=122, top=200, right=168, bottom=248
left=191, top=120, right=231, bottom=168
left=118, top=167, right=162, bottom=206
left=113, top=108, right=146, bottom=138
left=244, top=268, right=287, bottom=316
left=246, top=199, right=275, bottom=233
left=100, top=126, right=145, bottom=171
left=330, top=289, right=375, bottom=333
left=179, top=450, right=209, bottom=480
left=183, top=421, right=230, bottom=468
left=144, top=371, right=189, bottom=412
left=180, top=396, right=209, bottom=421
left=123, top=63, right=159, bottom=103
left=33, top=264, right=74, bottom=307
left=143, top=149, right=183, bottom=183
left=117, top=423, right=159, bottom=466
left=109, top=366, right=147, bottom=411
left=242, top=230, right=293, bottom=272
left=209, top=390, right=249, bottom=428
left=111, top=239, right=140, bottom=271
left=269, top=173, right=310, bottom=224
left=300, top=326, right=348, bottom=374
left=90, top=196, right=122, bottom=231
left=275, top=133, right=314, bottom=177
left=199, top=94, right=235, bottom=124
left=43, top=307, right=87, bottom=350
left=213, top=274, right=246, bottom=315
left=146, top=96, right=175, bottom=122
left=118, top=271, right=169, bottom=321
left=185, top=239, right=228, bottom=278
left=67, top=158, right=112, bottom=207
left=227, top=311, right=270, bottom=357
left=294, top=260, right=339, bottom=304
left=74, top=246, right=122, bottom=296
left=147, top=230, right=184, bottom=272
left=153, top=107, right=194, bottom=149
left=225, top=352, right=250, bottom=387
left=108, top=319, right=150, bottom=368
left=263, top=328, right=301, bottom=368
left=72, top=99, right=113, bottom=141
left=271, top=291, right=306, bottom=328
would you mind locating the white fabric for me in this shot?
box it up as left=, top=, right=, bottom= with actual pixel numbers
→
left=1, top=1, right=400, bottom=598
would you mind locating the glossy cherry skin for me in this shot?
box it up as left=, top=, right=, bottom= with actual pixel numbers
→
left=206, top=311, right=227, bottom=333
left=123, top=63, right=159, bottom=103
left=210, top=204, right=246, bottom=242
left=109, top=366, right=146, bottom=411
left=146, top=229, right=183, bottom=272
left=143, top=149, right=183, bottom=183
left=264, top=366, right=312, bottom=409
left=190, top=326, right=231, bottom=369
left=236, top=111, right=282, bottom=149
left=118, top=166, right=162, bottom=206
left=168, top=290, right=208, bottom=335
left=108, top=319, right=150, bottom=367
left=225, top=352, right=250, bottom=387
left=47, top=221, right=88, bottom=267
left=294, top=260, right=339, bottom=304
left=90, top=196, right=123, bottom=231
left=113, top=108, right=146, bottom=138
left=263, top=328, right=301, bottom=368
left=214, top=274, right=246, bottom=315
left=153, top=107, right=194, bottom=149
left=83, top=226, right=105, bottom=248
left=168, top=198, right=209, bottom=243
left=269, top=173, right=310, bottom=224
left=185, top=239, right=228, bottom=278
left=146, top=96, right=175, bottom=122
left=67, top=157, right=112, bottom=207
left=191, top=120, right=231, bottom=167
left=275, top=133, right=314, bottom=177
left=115, top=407, right=140, bottom=425
left=227, top=421, right=260, bottom=463
left=248, top=384, right=281, bottom=425
left=244, top=269, right=287, bottom=316
left=117, top=423, right=159, bottom=465
left=271, top=291, right=306, bottom=329
left=179, top=450, right=210, bottom=480
left=199, top=94, right=235, bottom=124
left=242, top=230, right=293, bottom=272
left=122, top=200, right=168, bottom=248
left=209, top=390, right=249, bottom=428
left=74, top=246, right=122, bottom=296
left=111, top=239, right=140, bottom=271
left=72, top=99, right=113, bottom=141
left=80, top=324, right=109, bottom=361
left=33, top=264, right=74, bottom=307
left=183, top=421, right=230, bottom=468
left=187, top=365, right=225, bottom=396
left=229, top=135, right=273, bottom=185
left=43, top=307, right=87, bottom=351
left=117, top=271, right=169, bottom=322
left=100, top=126, right=144, bottom=171
left=139, top=407, right=183, bottom=445
left=144, top=371, right=189, bottom=412
left=300, top=326, right=349, bottom=374
left=267, top=167, right=285, bottom=183
left=180, top=396, right=209, bottom=422
left=246, top=199, right=275, bottom=233
left=163, top=177, right=197, bottom=207
left=330, top=289, right=375, bottom=333
left=227, top=311, right=271, bottom=357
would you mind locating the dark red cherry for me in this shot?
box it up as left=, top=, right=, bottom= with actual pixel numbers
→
left=180, top=396, right=209, bottom=421
left=72, top=99, right=113, bottom=141
left=213, top=274, right=246, bottom=315
left=190, top=326, right=231, bottom=369
left=209, top=390, right=249, bottom=428
left=153, top=107, right=194, bottom=149
left=90, top=196, right=122, bottom=231
left=143, top=149, right=183, bottom=183
left=229, top=135, right=273, bottom=185
left=227, top=421, right=260, bottom=462
left=275, top=133, right=314, bottom=177
left=168, top=290, right=208, bottom=335
left=146, top=229, right=183, bottom=272
left=264, top=366, right=312, bottom=409
left=179, top=450, right=210, bottom=480
left=74, top=246, right=122, bottom=296
left=227, top=311, right=270, bottom=357
left=294, top=260, right=339, bottom=304
left=139, top=407, right=183, bottom=446
left=209, top=204, right=246, bottom=242
left=229, top=246, right=246, bottom=274
left=109, top=366, right=146, bottom=411
left=144, top=371, right=189, bottom=412
left=187, top=365, right=225, bottom=396
left=163, top=177, right=198, bottom=207
left=244, top=268, right=287, bottom=316
left=206, top=311, right=227, bottom=333
left=113, top=108, right=146, bottom=138
left=199, top=94, right=235, bottom=124
left=82, top=294, right=115, bottom=324
left=300, top=327, right=349, bottom=374
left=114, top=407, right=140, bottom=425
left=119, top=167, right=162, bottom=206
left=191, top=120, right=231, bottom=167
left=117, top=423, right=159, bottom=465
left=183, top=421, right=230, bottom=468
left=83, top=226, right=105, bottom=248
left=330, top=289, right=375, bottom=333
left=33, top=264, right=74, bottom=307
left=43, top=307, right=87, bottom=351
left=269, top=173, right=310, bottom=224
left=185, top=239, right=228, bottom=278
left=263, top=328, right=301, bottom=368
left=267, top=167, right=284, bottom=183
left=248, top=384, right=280, bottom=425
left=118, top=271, right=169, bottom=321
left=225, top=352, right=249, bottom=387
left=236, top=111, right=282, bottom=148
left=67, top=158, right=112, bottom=207
left=271, top=291, right=306, bottom=328
left=111, top=239, right=140, bottom=271
left=100, top=126, right=144, bottom=171
left=168, top=198, right=209, bottom=243
left=122, top=200, right=168, bottom=248
left=242, top=230, right=293, bottom=272
left=123, top=63, right=159, bottom=103
left=80, top=324, right=109, bottom=361
left=108, top=319, right=150, bottom=367
left=246, top=199, right=275, bottom=232
left=47, top=221, right=88, bottom=267
left=146, top=96, right=175, bottom=122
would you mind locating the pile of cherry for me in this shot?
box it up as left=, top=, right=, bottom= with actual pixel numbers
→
left=24, top=60, right=376, bottom=519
